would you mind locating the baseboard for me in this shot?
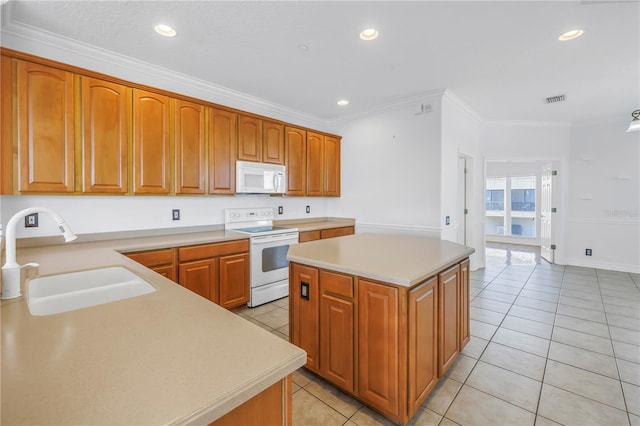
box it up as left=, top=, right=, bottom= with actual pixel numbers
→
left=564, top=258, right=640, bottom=274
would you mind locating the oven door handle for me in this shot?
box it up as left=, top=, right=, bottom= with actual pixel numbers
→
left=251, top=233, right=299, bottom=244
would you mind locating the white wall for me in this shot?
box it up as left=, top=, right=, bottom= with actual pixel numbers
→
left=441, top=91, right=484, bottom=270
left=0, top=195, right=329, bottom=239
left=328, top=95, right=444, bottom=237
left=566, top=121, right=640, bottom=273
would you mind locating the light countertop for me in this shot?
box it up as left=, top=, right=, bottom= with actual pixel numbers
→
left=1, top=227, right=309, bottom=425
left=287, top=233, right=474, bottom=287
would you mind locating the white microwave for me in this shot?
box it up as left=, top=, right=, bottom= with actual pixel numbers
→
left=236, top=161, right=287, bottom=194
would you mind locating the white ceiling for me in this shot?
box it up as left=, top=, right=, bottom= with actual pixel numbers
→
left=1, top=0, right=639, bottom=124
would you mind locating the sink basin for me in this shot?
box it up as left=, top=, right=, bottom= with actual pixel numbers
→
left=27, top=267, right=156, bottom=316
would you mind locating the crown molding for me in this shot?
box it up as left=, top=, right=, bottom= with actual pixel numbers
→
left=484, top=119, right=572, bottom=129
left=442, top=89, right=484, bottom=125
left=326, top=90, right=447, bottom=126
left=0, top=9, right=328, bottom=130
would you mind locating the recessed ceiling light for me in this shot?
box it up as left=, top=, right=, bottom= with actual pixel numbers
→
left=359, top=28, right=379, bottom=41
left=154, top=24, right=177, bottom=37
left=337, top=100, right=349, bottom=106
left=558, top=29, right=583, bottom=41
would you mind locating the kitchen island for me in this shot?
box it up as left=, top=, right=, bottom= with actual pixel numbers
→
left=287, top=233, right=474, bottom=424
left=1, top=227, right=306, bottom=425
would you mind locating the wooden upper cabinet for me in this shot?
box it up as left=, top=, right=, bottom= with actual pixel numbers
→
left=1, top=56, right=14, bottom=194
left=285, top=126, right=306, bottom=196
left=306, top=132, right=324, bottom=196
left=209, top=108, right=237, bottom=194
left=324, top=136, right=341, bottom=197
left=262, top=121, right=284, bottom=165
left=132, top=89, right=170, bottom=194
left=174, top=99, right=205, bottom=194
left=237, top=115, right=262, bottom=162
left=16, top=60, right=74, bottom=193
left=81, top=77, right=129, bottom=193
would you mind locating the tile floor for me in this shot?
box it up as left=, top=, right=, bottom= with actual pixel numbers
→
left=236, top=245, right=640, bottom=425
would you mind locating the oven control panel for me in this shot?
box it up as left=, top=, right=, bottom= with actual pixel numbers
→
left=225, top=208, right=275, bottom=224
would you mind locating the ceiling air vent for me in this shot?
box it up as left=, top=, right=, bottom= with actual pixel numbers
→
left=545, top=94, right=566, bottom=104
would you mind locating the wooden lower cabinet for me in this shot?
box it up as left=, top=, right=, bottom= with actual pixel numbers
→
left=179, top=258, right=216, bottom=302
left=459, top=259, right=471, bottom=349
left=219, top=253, right=250, bottom=309
left=358, top=279, right=400, bottom=419
left=438, top=264, right=460, bottom=376
left=290, top=263, right=320, bottom=372
left=408, top=277, right=438, bottom=414
left=298, top=225, right=355, bottom=243
left=125, top=240, right=249, bottom=310
left=288, top=257, right=470, bottom=424
left=125, top=248, right=177, bottom=282
left=321, top=226, right=354, bottom=239
left=320, top=271, right=354, bottom=393
left=211, top=375, right=292, bottom=426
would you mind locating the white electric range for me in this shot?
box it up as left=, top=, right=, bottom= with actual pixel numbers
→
left=224, top=208, right=298, bottom=307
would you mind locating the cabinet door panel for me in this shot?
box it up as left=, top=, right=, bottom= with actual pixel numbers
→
left=16, top=60, right=74, bottom=192
left=438, top=265, right=460, bottom=376
left=284, top=127, right=306, bottom=196
left=219, top=253, right=249, bottom=309
left=358, top=279, right=399, bottom=418
left=408, top=277, right=438, bottom=414
left=324, top=136, right=341, bottom=197
left=175, top=99, right=205, bottom=194
left=459, top=259, right=471, bottom=350
left=262, top=121, right=284, bottom=165
left=321, top=226, right=354, bottom=239
left=133, top=89, right=170, bottom=194
left=321, top=285, right=354, bottom=392
left=306, top=131, right=323, bottom=196
left=298, top=230, right=321, bottom=243
left=179, top=258, right=217, bottom=302
left=290, top=263, right=319, bottom=371
left=237, top=115, right=261, bottom=162
left=1, top=56, right=12, bottom=194
left=152, top=264, right=178, bottom=282
left=209, top=108, right=236, bottom=194
left=81, top=77, right=128, bottom=193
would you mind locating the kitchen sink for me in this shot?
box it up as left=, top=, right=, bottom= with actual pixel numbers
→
left=27, top=267, right=156, bottom=316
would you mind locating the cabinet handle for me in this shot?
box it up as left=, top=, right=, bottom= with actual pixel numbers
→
left=300, top=281, right=309, bottom=300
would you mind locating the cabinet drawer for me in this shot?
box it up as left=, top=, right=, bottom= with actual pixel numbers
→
left=179, top=240, right=249, bottom=262
left=321, top=226, right=354, bottom=239
left=320, top=270, right=354, bottom=299
left=125, top=248, right=175, bottom=267
left=299, top=230, right=321, bottom=243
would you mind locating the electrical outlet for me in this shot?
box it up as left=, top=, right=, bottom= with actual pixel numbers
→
left=172, top=209, right=180, bottom=221
left=278, top=206, right=283, bottom=215
left=306, top=205, right=310, bottom=214
left=445, top=216, right=450, bottom=226
left=585, top=248, right=592, bottom=256
left=25, top=213, right=39, bottom=228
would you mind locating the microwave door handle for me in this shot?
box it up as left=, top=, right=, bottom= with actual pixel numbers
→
left=273, top=173, right=278, bottom=191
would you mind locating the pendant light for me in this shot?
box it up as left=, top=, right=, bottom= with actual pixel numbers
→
left=627, top=110, right=640, bottom=132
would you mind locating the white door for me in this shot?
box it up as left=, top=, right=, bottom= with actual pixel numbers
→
left=540, top=164, right=554, bottom=263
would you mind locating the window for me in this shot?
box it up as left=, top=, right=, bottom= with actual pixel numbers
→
left=485, top=175, right=537, bottom=238
left=486, top=190, right=505, bottom=211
